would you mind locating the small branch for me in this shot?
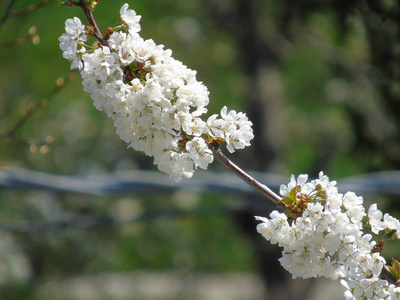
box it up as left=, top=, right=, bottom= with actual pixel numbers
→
left=0, top=0, right=17, bottom=29
left=0, top=26, right=39, bottom=47
left=0, top=74, right=73, bottom=140
left=211, top=146, right=284, bottom=210
left=9, top=0, right=53, bottom=17
left=78, top=0, right=108, bottom=47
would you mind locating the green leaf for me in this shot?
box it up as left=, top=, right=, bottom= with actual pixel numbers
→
left=288, top=186, right=300, bottom=201
left=281, top=196, right=293, bottom=206
left=389, top=258, right=400, bottom=280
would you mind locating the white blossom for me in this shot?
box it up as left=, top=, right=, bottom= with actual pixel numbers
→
left=279, top=173, right=309, bottom=197
left=119, top=3, right=141, bottom=35
left=368, top=204, right=386, bottom=234
left=256, top=172, right=400, bottom=299
left=384, top=213, right=400, bottom=235
left=59, top=17, right=87, bottom=70
left=60, top=3, right=254, bottom=181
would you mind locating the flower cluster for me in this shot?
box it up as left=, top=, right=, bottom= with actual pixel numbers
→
left=59, top=17, right=87, bottom=70
left=256, top=172, right=400, bottom=300
left=59, top=3, right=254, bottom=181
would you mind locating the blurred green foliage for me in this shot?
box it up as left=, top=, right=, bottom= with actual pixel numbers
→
left=1, top=0, right=400, bottom=299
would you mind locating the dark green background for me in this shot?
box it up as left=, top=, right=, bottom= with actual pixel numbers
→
left=1, top=0, right=399, bottom=299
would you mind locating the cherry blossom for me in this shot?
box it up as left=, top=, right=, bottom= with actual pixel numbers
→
left=60, top=3, right=254, bottom=181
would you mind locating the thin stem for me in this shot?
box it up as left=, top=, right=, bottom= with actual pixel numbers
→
left=0, top=26, right=37, bottom=47
left=211, top=146, right=284, bottom=210
left=9, top=0, right=52, bottom=17
left=0, top=0, right=17, bottom=29
left=78, top=0, right=108, bottom=47
left=0, top=74, right=72, bottom=140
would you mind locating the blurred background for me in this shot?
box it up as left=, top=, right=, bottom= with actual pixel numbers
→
left=1, top=0, right=400, bottom=299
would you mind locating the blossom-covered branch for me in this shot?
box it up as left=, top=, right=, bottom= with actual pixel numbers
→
left=59, top=2, right=254, bottom=182
left=256, top=173, right=400, bottom=299
left=59, top=2, right=400, bottom=299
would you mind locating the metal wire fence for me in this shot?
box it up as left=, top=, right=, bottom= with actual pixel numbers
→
left=1, top=167, right=400, bottom=197
left=1, top=167, right=400, bottom=233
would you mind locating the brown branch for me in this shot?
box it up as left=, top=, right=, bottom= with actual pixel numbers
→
left=9, top=0, right=53, bottom=17
left=78, top=0, right=108, bottom=47
left=0, top=26, right=39, bottom=47
left=0, top=74, right=73, bottom=140
left=211, top=146, right=284, bottom=210
left=0, top=0, right=17, bottom=29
